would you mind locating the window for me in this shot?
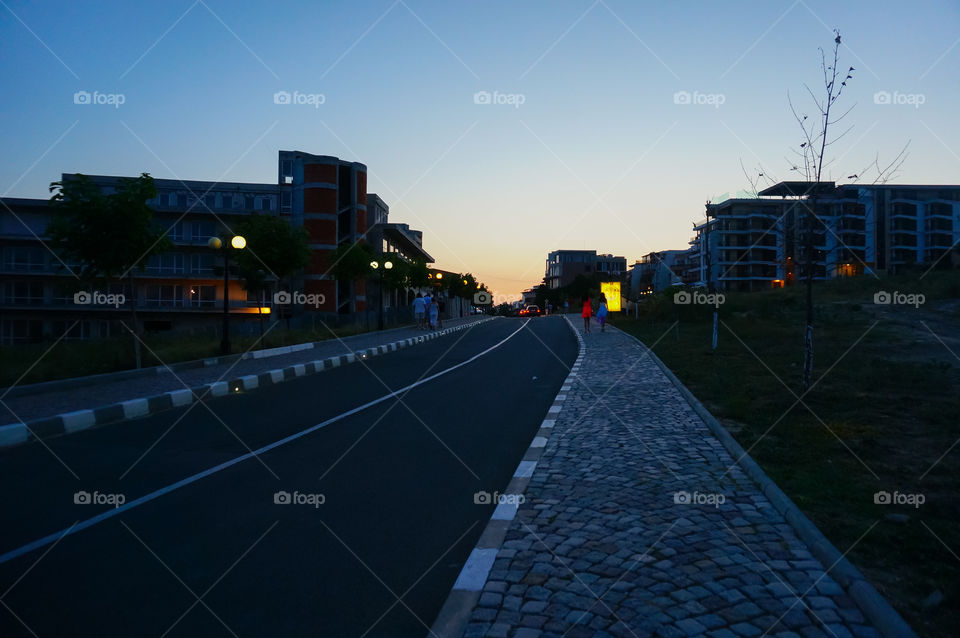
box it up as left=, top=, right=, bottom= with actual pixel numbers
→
left=3, top=246, right=45, bottom=272
left=1, top=319, right=43, bottom=344
left=168, top=221, right=185, bottom=241
left=280, top=159, right=293, bottom=183
left=168, top=192, right=178, bottom=207
left=145, top=253, right=185, bottom=274
left=191, top=253, right=215, bottom=274
left=205, top=194, right=215, bottom=210
left=188, top=285, right=216, bottom=307
left=144, top=285, right=183, bottom=307
left=3, top=282, right=44, bottom=304
left=191, top=220, right=216, bottom=243
left=281, top=191, right=291, bottom=211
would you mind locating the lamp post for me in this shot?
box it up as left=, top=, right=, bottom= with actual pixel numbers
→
left=370, top=258, right=393, bottom=331
left=209, top=234, right=246, bottom=355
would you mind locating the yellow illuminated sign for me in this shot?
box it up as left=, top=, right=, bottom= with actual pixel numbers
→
left=600, top=282, right=621, bottom=312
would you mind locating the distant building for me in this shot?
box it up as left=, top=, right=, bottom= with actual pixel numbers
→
left=0, top=151, right=433, bottom=343
left=544, top=250, right=627, bottom=290
left=364, top=193, right=434, bottom=313
left=628, top=250, right=686, bottom=296
left=684, top=182, right=960, bottom=292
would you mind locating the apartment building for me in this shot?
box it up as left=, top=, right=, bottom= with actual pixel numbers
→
left=0, top=151, right=433, bottom=343
left=544, top=250, right=627, bottom=290
left=684, top=182, right=960, bottom=292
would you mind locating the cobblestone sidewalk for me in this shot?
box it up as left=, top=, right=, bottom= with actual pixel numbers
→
left=459, top=320, right=888, bottom=638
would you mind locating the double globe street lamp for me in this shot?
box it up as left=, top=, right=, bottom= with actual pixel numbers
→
left=208, top=234, right=246, bottom=355
left=370, top=258, right=393, bottom=331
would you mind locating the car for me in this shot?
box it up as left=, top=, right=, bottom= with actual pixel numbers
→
left=519, top=305, right=542, bottom=317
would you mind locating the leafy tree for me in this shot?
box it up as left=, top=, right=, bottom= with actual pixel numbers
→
left=48, top=173, right=171, bottom=368
left=327, top=242, right=374, bottom=282
left=235, top=213, right=311, bottom=289
left=403, top=259, right=431, bottom=290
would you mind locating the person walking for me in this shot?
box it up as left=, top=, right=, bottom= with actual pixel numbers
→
left=413, top=293, right=426, bottom=329
left=581, top=295, right=592, bottom=333
left=428, top=295, right=439, bottom=330
left=596, top=292, right=608, bottom=332
left=422, top=292, right=432, bottom=329
left=437, top=294, right=446, bottom=329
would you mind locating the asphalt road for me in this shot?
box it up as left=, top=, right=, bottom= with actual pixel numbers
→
left=0, top=316, right=577, bottom=637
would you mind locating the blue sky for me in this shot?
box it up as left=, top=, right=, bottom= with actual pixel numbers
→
left=2, top=0, right=958, bottom=298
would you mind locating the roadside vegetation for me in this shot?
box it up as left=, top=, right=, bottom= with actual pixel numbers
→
left=617, top=270, right=959, bottom=638
left=0, top=320, right=407, bottom=388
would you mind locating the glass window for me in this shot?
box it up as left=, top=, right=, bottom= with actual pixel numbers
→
left=144, top=285, right=182, bottom=307
left=188, top=285, right=216, bottom=307
left=3, top=246, right=45, bottom=271
left=3, top=281, right=44, bottom=304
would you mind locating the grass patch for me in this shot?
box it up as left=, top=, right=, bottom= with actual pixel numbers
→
left=617, top=270, right=960, bottom=637
left=0, top=320, right=412, bottom=388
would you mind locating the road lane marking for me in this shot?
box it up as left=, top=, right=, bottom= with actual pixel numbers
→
left=0, top=319, right=531, bottom=566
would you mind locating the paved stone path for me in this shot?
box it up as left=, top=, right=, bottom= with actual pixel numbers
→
left=461, top=320, right=882, bottom=638
left=1, top=316, right=487, bottom=424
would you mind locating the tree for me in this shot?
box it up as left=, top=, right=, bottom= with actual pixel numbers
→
left=403, top=260, right=431, bottom=290
left=742, top=30, right=907, bottom=391
left=235, top=213, right=311, bottom=291
left=48, top=173, right=171, bottom=368
left=327, top=242, right=374, bottom=282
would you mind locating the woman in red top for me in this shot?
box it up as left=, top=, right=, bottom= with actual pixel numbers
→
left=581, top=296, right=592, bottom=333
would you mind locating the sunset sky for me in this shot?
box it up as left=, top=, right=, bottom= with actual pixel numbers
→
left=2, top=0, right=958, bottom=300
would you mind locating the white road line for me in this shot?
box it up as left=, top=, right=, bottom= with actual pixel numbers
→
left=0, top=319, right=530, bottom=566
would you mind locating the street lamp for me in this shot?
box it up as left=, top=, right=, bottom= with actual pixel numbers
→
left=209, top=234, right=246, bottom=355
left=370, top=258, right=393, bottom=331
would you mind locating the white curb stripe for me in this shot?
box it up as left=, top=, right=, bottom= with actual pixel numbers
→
left=61, top=410, right=96, bottom=433
left=491, top=500, right=520, bottom=521
left=452, top=548, right=499, bottom=591
left=0, top=424, right=28, bottom=446
left=121, top=398, right=149, bottom=419
left=168, top=388, right=194, bottom=407
left=514, top=460, right=537, bottom=478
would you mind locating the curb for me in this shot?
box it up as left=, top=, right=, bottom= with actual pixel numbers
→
left=0, top=319, right=495, bottom=450
left=428, top=316, right=584, bottom=638
left=614, top=325, right=916, bottom=638
left=0, top=321, right=432, bottom=400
